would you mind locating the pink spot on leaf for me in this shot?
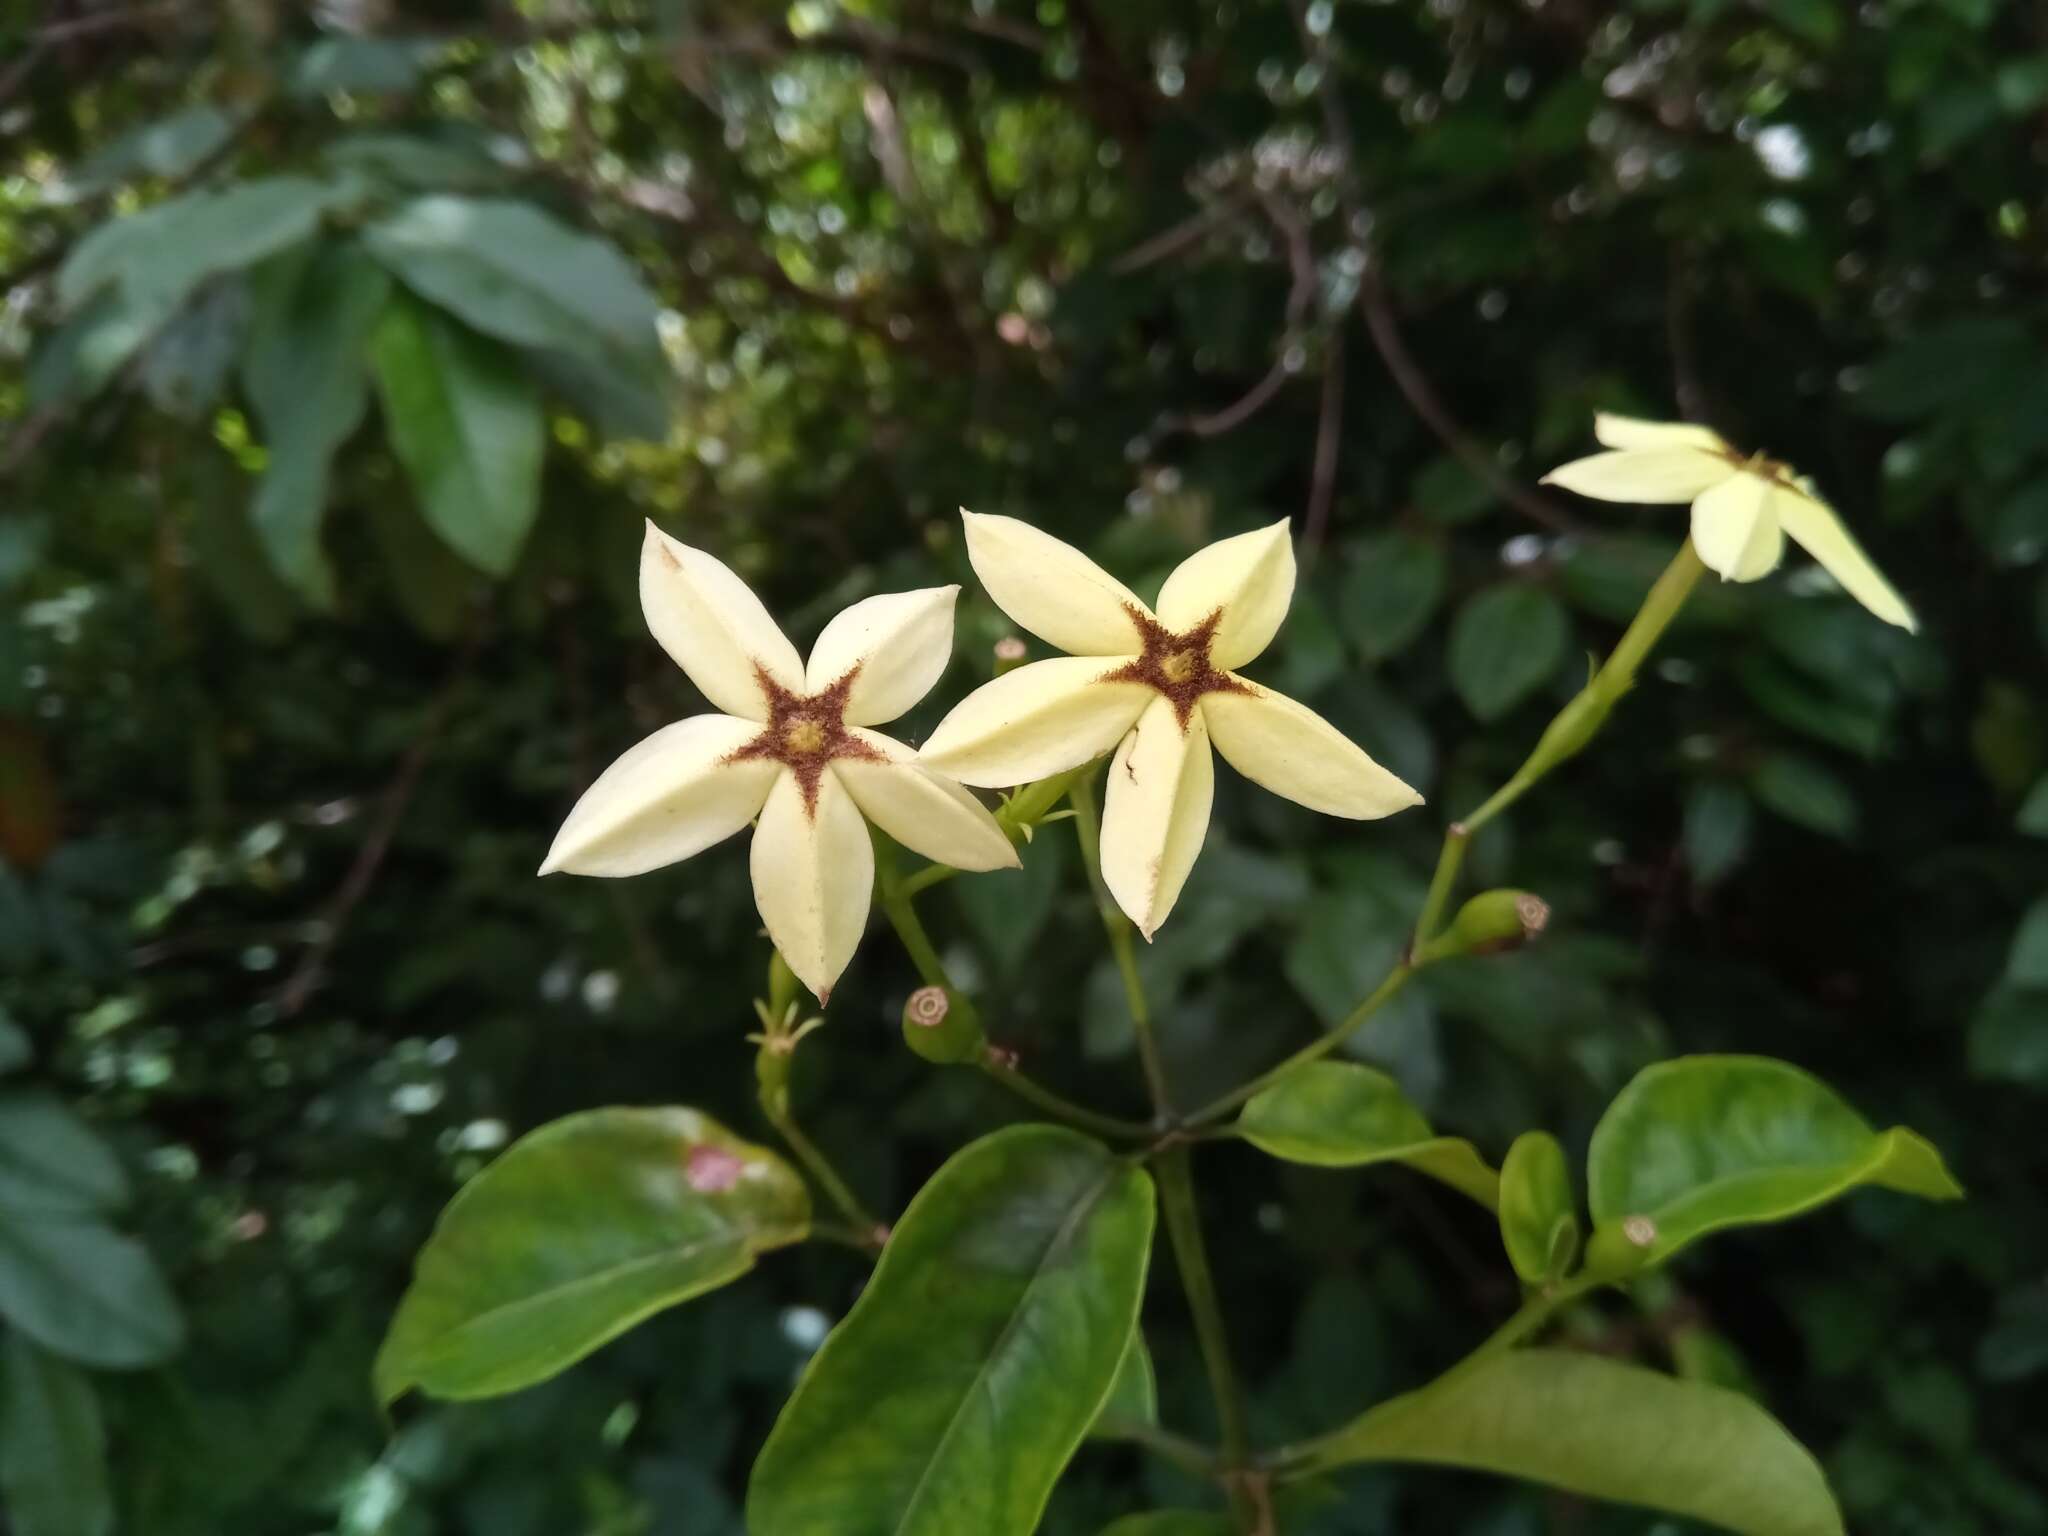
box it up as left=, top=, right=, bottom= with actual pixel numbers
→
left=686, top=1144, right=745, bottom=1194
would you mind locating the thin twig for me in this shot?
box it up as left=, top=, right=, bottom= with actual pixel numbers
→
left=276, top=622, right=484, bottom=1015
left=1284, top=0, right=1577, bottom=535
left=1302, top=325, right=1346, bottom=560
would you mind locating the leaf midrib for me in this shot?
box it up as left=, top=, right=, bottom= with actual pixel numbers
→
left=890, top=1156, right=1126, bottom=1536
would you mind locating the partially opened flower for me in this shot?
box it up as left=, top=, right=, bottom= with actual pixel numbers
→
left=1540, top=413, right=1917, bottom=632
left=541, top=525, right=1018, bottom=1002
left=921, top=512, right=1420, bottom=938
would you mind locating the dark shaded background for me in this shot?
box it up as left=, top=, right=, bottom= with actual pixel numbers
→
left=2, top=0, right=2045, bottom=1531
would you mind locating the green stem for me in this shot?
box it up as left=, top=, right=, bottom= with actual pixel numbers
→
left=976, top=1052, right=1153, bottom=1140
left=898, top=861, right=958, bottom=898
left=1412, top=541, right=1706, bottom=950
left=762, top=1096, right=882, bottom=1240
left=1184, top=966, right=1413, bottom=1128
left=1100, top=1420, right=1223, bottom=1481
left=1155, top=1144, right=1258, bottom=1530
left=1070, top=772, right=1174, bottom=1120
left=876, top=850, right=1150, bottom=1141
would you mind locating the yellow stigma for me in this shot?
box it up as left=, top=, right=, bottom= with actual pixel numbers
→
left=784, top=719, right=827, bottom=755
left=1160, top=648, right=1199, bottom=684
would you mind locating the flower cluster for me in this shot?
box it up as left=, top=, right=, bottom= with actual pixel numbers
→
left=543, top=414, right=1915, bottom=1001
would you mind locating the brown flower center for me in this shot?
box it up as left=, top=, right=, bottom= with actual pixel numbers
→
left=727, top=665, right=885, bottom=817
left=1100, top=605, right=1251, bottom=730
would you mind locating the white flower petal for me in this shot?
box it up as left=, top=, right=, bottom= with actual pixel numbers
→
left=804, top=586, right=959, bottom=726
left=750, top=768, right=874, bottom=1004
left=835, top=730, right=1019, bottom=872
left=1202, top=683, right=1422, bottom=819
left=1689, top=473, right=1784, bottom=582
left=1100, top=697, right=1214, bottom=939
left=641, top=523, right=805, bottom=721
left=961, top=510, right=1153, bottom=656
left=539, top=715, right=778, bottom=877
left=919, top=656, right=1151, bottom=788
left=1774, top=485, right=1918, bottom=632
left=1155, top=518, right=1297, bottom=670
left=1592, top=413, right=1730, bottom=454
left=1541, top=449, right=1733, bottom=504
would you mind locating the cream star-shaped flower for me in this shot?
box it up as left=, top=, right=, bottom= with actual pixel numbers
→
left=540, top=524, right=1018, bottom=1002
left=920, top=512, right=1421, bottom=938
left=1540, top=413, right=1917, bottom=632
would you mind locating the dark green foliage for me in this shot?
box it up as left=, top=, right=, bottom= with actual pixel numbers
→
left=3, top=0, right=2046, bottom=1532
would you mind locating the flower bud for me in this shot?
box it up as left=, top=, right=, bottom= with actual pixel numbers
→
left=901, top=984, right=985, bottom=1064
left=1418, top=889, right=1550, bottom=963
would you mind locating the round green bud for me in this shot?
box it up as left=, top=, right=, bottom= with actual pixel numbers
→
left=901, top=984, right=985, bottom=1064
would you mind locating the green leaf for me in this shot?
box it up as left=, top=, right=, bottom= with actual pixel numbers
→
left=1340, top=533, right=1446, bottom=660
left=190, top=495, right=298, bottom=642
left=1091, top=1331, right=1157, bottom=1436
left=1411, top=455, right=1495, bottom=524
left=1968, top=985, right=2048, bottom=1087
left=242, top=243, right=393, bottom=606
left=748, top=1125, right=1155, bottom=1536
left=26, top=285, right=175, bottom=407
left=322, top=130, right=517, bottom=191
left=1238, top=1061, right=1498, bottom=1208
left=0, top=1090, right=130, bottom=1217
left=2005, top=896, right=2048, bottom=988
left=139, top=276, right=247, bottom=420
left=365, top=494, right=483, bottom=640
left=1498, top=1131, right=1578, bottom=1285
left=523, top=344, right=672, bottom=441
left=1683, top=780, right=1753, bottom=884
left=2016, top=775, right=2048, bottom=837
left=1316, top=1348, right=1844, bottom=1536
left=1097, top=1517, right=1233, bottom=1536
left=0, top=1329, right=113, bottom=1536
left=1764, top=0, right=1842, bottom=47
left=371, top=294, right=544, bottom=576
left=60, top=177, right=360, bottom=317
left=364, top=196, right=663, bottom=368
left=0, top=1014, right=31, bottom=1075
left=375, top=1107, right=808, bottom=1405
left=1748, top=752, right=1857, bottom=839
left=1448, top=584, right=1569, bottom=720
left=0, top=1216, right=184, bottom=1368
left=1585, top=1055, right=1962, bottom=1269
left=289, top=36, right=438, bottom=96
left=59, top=104, right=240, bottom=198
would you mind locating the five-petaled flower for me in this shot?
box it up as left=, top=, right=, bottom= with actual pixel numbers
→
left=540, top=524, right=1017, bottom=1003
left=1540, top=414, right=1917, bottom=632
left=920, top=512, right=1421, bottom=939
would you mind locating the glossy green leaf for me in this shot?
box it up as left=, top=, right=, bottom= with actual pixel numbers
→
left=2005, top=896, right=2048, bottom=988
left=376, top=1107, right=808, bottom=1404
left=0, top=1216, right=184, bottom=1367
left=0, top=1090, right=130, bottom=1217
left=0, top=1015, right=29, bottom=1075
left=26, top=285, right=174, bottom=407
left=1091, top=1330, right=1157, bottom=1436
left=1498, top=1131, right=1577, bottom=1285
left=371, top=294, right=544, bottom=576
left=242, top=243, right=392, bottom=605
left=61, top=177, right=359, bottom=317
left=1448, top=584, right=1569, bottom=721
left=1097, top=1516, right=1233, bottom=1536
left=1239, top=1062, right=1498, bottom=1208
left=364, top=195, right=662, bottom=366
left=1317, top=1349, right=1843, bottom=1536
left=1748, top=752, right=1857, bottom=839
left=2016, top=774, right=2048, bottom=837
left=60, top=104, right=240, bottom=198
left=0, top=1329, right=113, bottom=1536
left=1586, top=1055, right=1962, bottom=1268
left=748, top=1125, right=1154, bottom=1536
left=1683, top=780, right=1753, bottom=885
left=1341, top=533, right=1446, bottom=660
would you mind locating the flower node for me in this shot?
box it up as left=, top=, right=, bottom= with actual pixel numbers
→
left=905, top=985, right=950, bottom=1028
left=1100, top=605, right=1251, bottom=729
left=726, top=663, right=885, bottom=816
